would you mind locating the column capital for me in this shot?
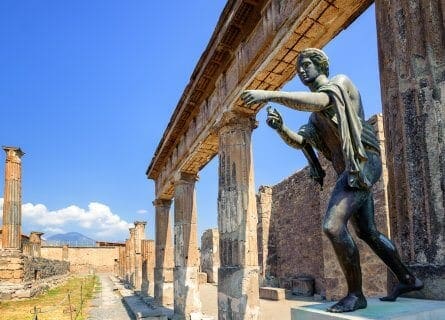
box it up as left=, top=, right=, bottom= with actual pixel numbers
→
left=153, top=198, right=172, bottom=208
left=3, top=146, right=24, bottom=163
left=134, top=221, right=147, bottom=227
left=29, top=231, right=44, bottom=243
left=216, top=110, right=258, bottom=134
left=173, top=171, right=199, bottom=185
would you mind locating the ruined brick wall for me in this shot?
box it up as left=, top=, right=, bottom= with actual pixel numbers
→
left=259, top=114, right=391, bottom=299
left=267, top=167, right=325, bottom=293
left=23, top=256, right=69, bottom=281
left=41, top=246, right=119, bottom=273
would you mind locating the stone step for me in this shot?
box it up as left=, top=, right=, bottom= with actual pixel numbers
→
left=259, top=286, right=286, bottom=301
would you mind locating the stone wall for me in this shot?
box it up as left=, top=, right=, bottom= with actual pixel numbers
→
left=0, top=249, right=70, bottom=300
left=258, top=114, right=391, bottom=300
left=23, top=256, right=69, bottom=282
left=41, top=246, right=119, bottom=273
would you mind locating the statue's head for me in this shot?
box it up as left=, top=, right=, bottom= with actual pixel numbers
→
left=296, top=48, right=329, bottom=85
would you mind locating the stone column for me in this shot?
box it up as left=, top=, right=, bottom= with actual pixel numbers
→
left=375, top=0, right=445, bottom=298
left=200, top=228, right=219, bottom=283
left=173, top=172, right=201, bottom=319
left=256, top=186, right=272, bottom=285
left=153, top=198, right=174, bottom=306
left=62, top=245, right=69, bottom=261
left=217, top=111, right=260, bottom=320
left=129, top=227, right=136, bottom=287
left=119, top=246, right=125, bottom=278
left=142, top=239, right=155, bottom=297
left=125, top=239, right=131, bottom=283
left=2, top=146, right=24, bottom=250
left=29, top=232, right=44, bottom=258
left=134, top=221, right=147, bottom=292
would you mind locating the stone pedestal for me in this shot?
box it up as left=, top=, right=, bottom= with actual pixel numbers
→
left=0, top=249, right=24, bottom=285
left=154, top=199, right=174, bottom=306
left=291, top=298, right=445, bottom=320
left=2, top=147, right=24, bottom=250
left=217, top=111, right=260, bottom=320
left=29, top=232, right=44, bottom=258
left=173, top=172, right=201, bottom=319
left=375, top=0, right=445, bottom=299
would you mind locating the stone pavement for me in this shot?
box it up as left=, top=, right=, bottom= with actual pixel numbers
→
left=88, top=273, right=135, bottom=320
left=90, top=273, right=322, bottom=320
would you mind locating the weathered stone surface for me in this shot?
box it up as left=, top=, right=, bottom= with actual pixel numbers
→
left=153, top=198, right=174, bottom=306
left=142, top=239, right=155, bottom=297
left=218, top=112, right=260, bottom=320
left=375, top=0, right=445, bottom=299
left=1, top=147, right=24, bottom=250
left=200, top=229, right=219, bottom=284
left=259, top=287, right=285, bottom=301
left=198, top=272, right=208, bottom=285
left=173, top=172, right=201, bottom=319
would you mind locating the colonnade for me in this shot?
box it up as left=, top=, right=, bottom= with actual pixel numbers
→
left=117, top=221, right=155, bottom=296
left=153, top=111, right=259, bottom=319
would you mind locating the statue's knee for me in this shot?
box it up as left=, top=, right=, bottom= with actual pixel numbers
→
left=323, top=222, right=342, bottom=240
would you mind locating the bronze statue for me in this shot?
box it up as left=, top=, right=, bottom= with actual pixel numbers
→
left=241, top=48, right=423, bottom=313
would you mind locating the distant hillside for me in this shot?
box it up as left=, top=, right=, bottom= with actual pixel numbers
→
left=45, top=232, right=96, bottom=246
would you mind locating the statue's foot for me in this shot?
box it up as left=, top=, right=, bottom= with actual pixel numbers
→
left=327, top=293, right=367, bottom=313
left=380, top=278, right=423, bottom=302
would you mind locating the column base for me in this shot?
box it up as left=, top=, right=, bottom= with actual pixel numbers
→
left=218, top=266, right=260, bottom=320
left=154, top=267, right=174, bottom=306
left=174, top=266, right=201, bottom=320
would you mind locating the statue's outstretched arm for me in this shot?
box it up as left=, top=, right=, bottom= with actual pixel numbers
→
left=241, top=90, right=330, bottom=112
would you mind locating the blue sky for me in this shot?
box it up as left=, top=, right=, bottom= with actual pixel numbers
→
left=0, top=2, right=381, bottom=242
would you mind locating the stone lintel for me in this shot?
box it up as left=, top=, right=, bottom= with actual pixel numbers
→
left=148, top=0, right=373, bottom=199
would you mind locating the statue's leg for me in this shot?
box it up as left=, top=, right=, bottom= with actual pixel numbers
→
left=323, top=174, right=369, bottom=313
left=351, top=194, right=424, bottom=301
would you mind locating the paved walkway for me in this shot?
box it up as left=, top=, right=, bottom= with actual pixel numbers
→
left=87, top=273, right=135, bottom=320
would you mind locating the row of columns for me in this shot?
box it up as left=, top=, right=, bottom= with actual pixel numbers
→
left=117, top=221, right=157, bottom=296
left=153, top=111, right=260, bottom=320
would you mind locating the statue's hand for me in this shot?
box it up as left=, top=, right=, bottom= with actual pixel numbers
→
left=240, top=90, right=270, bottom=106
left=266, top=106, right=283, bottom=130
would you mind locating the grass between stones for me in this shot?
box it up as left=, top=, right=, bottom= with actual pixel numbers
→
left=0, top=274, right=100, bottom=320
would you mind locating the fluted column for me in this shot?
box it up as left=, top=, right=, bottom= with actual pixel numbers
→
left=375, top=0, right=445, bottom=298
left=129, top=227, right=136, bottom=287
left=217, top=111, right=260, bottom=320
left=134, top=221, right=146, bottom=292
left=173, top=172, right=201, bottom=319
left=118, top=245, right=125, bottom=278
left=29, top=231, right=44, bottom=258
left=153, top=198, right=174, bottom=306
left=125, top=238, right=131, bottom=282
left=2, top=146, right=24, bottom=250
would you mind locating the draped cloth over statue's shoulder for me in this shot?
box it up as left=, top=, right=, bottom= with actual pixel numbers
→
left=316, top=76, right=379, bottom=189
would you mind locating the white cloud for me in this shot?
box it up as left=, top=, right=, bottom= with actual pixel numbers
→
left=0, top=198, right=132, bottom=241
left=136, top=209, right=148, bottom=214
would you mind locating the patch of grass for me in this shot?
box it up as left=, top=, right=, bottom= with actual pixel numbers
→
left=0, top=274, right=99, bottom=320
